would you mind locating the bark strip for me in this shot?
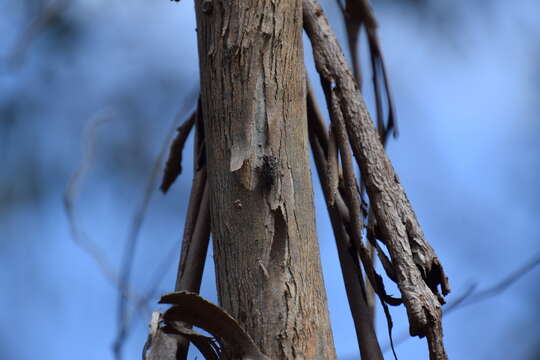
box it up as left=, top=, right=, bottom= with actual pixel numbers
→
left=308, top=88, right=383, bottom=360
left=303, top=1, right=450, bottom=358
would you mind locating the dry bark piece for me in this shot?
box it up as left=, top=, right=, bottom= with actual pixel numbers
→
left=303, top=0, right=449, bottom=358
left=162, top=325, right=220, bottom=360
left=160, top=291, right=270, bottom=360
left=308, top=95, right=384, bottom=360
left=160, top=111, right=197, bottom=193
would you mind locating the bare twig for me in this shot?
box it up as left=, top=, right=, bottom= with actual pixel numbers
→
left=63, top=111, right=152, bottom=315
left=64, top=113, right=115, bottom=286
left=113, top=109, right=184, bottom=360
left=384, top=253, right=540, bottom=352
left=457, top=254, right=540, bottom=308
left=175, top=173, right=210, bottom=293
left=308, top=93, right=384, bottom=359
left=336, top=0, right=399, bottom=329
left=323, top=79, right=400, bottom=307
left=147, top=99, right=211, bottom=360
left=173, top=176, right=211, bottom=360
left=174, top=102, right=211, bottom=360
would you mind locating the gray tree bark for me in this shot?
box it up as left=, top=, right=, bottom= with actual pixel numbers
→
left=193, top=0, right=336, bottom=359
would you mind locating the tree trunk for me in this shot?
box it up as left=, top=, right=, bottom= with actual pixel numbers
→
left=193, top=0, right=336, bottom=358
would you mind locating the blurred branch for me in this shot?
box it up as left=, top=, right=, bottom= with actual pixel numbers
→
left=3, top=0, right=71, bottom=67
left=63, top=110, right=151, bottom=313
left=113, top=107, right=188, bottom=360
left=153, top=98, right=210, bottom=360
left=383, top=253, right=540, bottom=352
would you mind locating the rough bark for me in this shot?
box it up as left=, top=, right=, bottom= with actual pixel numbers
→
left=303, top=1, right=449, bottom=359
left=194, top=0, right=336, bottom=359
left=307, top=87, right=384, bottom=360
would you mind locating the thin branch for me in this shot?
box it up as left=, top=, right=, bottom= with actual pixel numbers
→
left=308, top=85, right=384, bottom=360
left=458, top=254, right=540, bottom=308
left=63, top=111, right=151, bottom=315
left=149, top=99, right=211, bottom=360
left=336, top=0, right=399, bottom=328
left=384, top=253, right=540, bottom=352
left=307, top=86, right=351, bottom=223
left=304, top=1, right=449, bottom=358
left=322, top=79, right=400, bottom=306
left=160, top=111, right=197, bottom=193
left=64, top=113, right=116, bottom=286
left=4, top=0, right=71, bottom=67
left=113, top=109, right=184, bottom=360
left=175, top=173, right=210, bottom=293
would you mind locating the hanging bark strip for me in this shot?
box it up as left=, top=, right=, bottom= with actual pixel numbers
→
left=336, top=0, right=399, bottom=324
left=336, top=0, right=398, bottom=144
left=160, top=110, right=197, bottom=193
left=309, top=82, right=401, bottom=359
left=307, top=85, right=396, bottom=285
left=307, top=87, right=384, bottom=360
left=152, top=99, right=212, bottom=359
left=303, top=1, right=450, bottom=359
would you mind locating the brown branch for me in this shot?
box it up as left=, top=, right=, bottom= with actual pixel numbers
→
left=175, top=172, right=210, bottom=293
left=338, top=0, right=398, bottom=143
left=307, top=86, right=351, bottom=223
left=304, top=1, right=449, bottom=358
left=160, top=110, right=197, bottom=193
left=173, top=102, right=210, bottom=360
left=113, top=107, right=183, bottom=360
left=308, top=88, right=383, bottom=360
left=319, top=78, right=401, bottom=308
left=157, top=171, right=210, bottom=360
left=337, top=0, right=399, bottom=326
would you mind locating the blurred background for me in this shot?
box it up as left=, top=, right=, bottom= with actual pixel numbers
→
left=1, top=0, right=539, bottom=359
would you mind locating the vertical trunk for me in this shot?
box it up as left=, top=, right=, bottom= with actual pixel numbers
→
left=194, top=0, right=336, bottom=358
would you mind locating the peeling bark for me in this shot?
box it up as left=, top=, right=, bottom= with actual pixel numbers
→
left=194, top=0, right=336, bottom=358
left=303, top=1, right=450, bottom=358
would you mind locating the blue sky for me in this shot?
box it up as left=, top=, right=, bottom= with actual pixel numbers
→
left=1, top=0, right=539, bottom=359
